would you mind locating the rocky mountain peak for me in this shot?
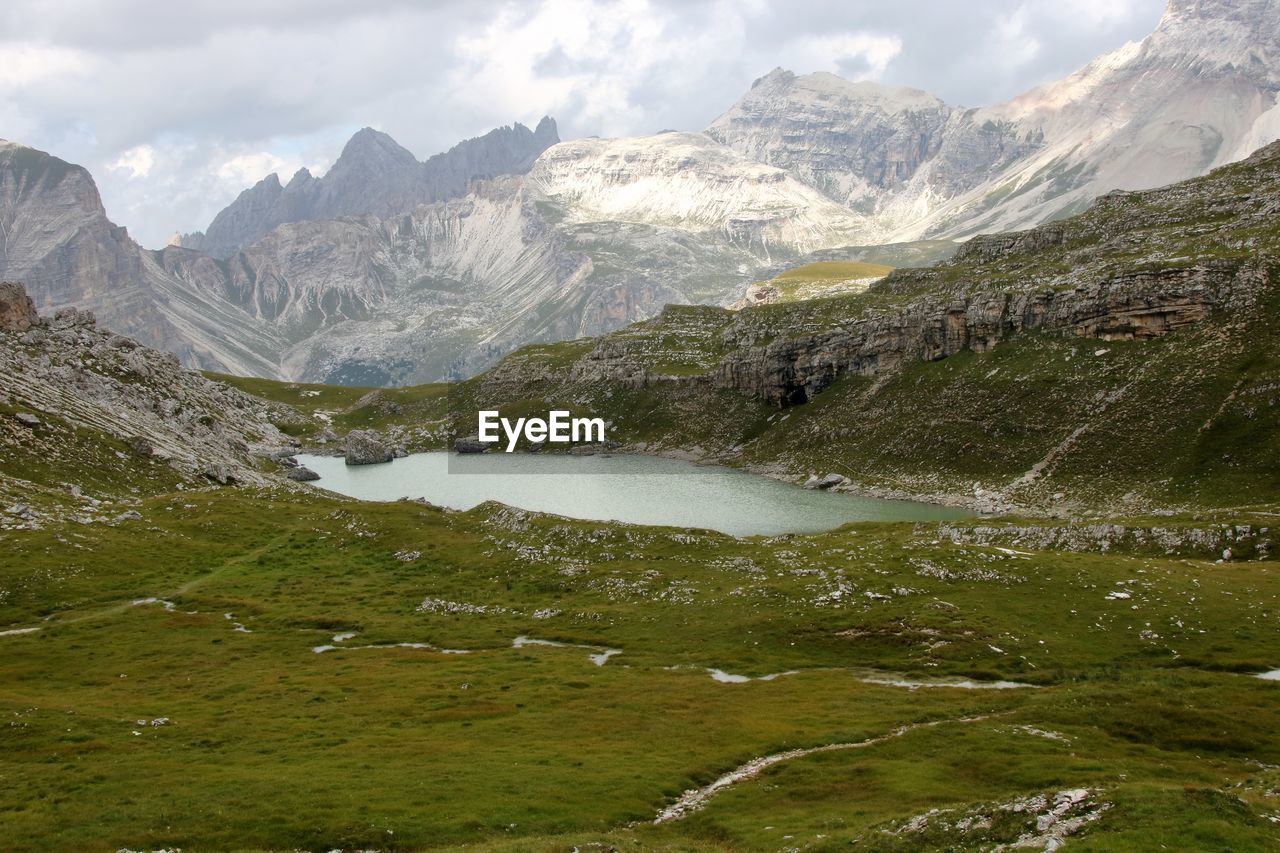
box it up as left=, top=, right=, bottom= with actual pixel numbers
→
left=737, top=69, right=945, bottom=113
left=284, top=167, right=314, bottom=189
left=0, top=140, right=106, bottom=218
left=1149, top=0, right=1280, bottom=70
left=751, top=67, right=794, bottom=89
left=533, top=115, right=559, bottom=144
left=707, top=69, right=954, bottom=207
left=1162, top=0, right=1279, bottom=23
left=179, top=117, right=561, bottom=258
left=331, top=127, right=418, bottom=176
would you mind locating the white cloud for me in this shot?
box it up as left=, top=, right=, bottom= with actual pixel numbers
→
left=0, top=41, right=89, bottom=88
left=991, top=9, right=1043, bottom=70
left=106, top=144, right=156, bottom=179
left=215, top=152, right=294, bottom=185
left=1060, top=0, right=1137, bottom=26
left=778, top=33, right=903, bottom=79
left=448, top=0, right=760, bottom=137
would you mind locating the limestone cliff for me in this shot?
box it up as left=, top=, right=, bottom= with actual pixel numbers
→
left=707, top=0, right=1280, bottom=241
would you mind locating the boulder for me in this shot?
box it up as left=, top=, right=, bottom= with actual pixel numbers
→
left=127, top=436, right=156, bottom=457
left=804, top=473, right=846, bottom=490
left=14, top=413, right=40, bottom=428
left=345, top=430, right=394, bottom=465
left=203, top=464, right=238, bottom=485
left=453, top=436, right=490, bottom=454
left=107, top=334, right=139, bottom=350
left=50, top=306, right=96, bottom=330
left=0, top=282, right=38, bottom=332
left=287, top=466, right=321, bottom=482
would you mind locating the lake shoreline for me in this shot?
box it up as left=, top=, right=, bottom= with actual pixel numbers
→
left=297, top=450, right=973, bottom=537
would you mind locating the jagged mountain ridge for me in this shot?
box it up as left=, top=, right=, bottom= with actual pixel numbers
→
left=6, top=0, right=1279, bottom=387
left=707, top=0, right=1280, bottom=240
left=179, top=117, right=559, bottom=258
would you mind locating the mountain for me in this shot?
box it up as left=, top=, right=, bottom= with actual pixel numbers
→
left=0, top=140, right=287, bottom=375
left=6, top=0, right=1278, bottom=387
left=179, top=117, right=559, bottom=257
left=708, top=0, right=1280, bottom=241
left=463, top=140, right=1280, bottom=514
left=528, top=132, right=873, bottom=251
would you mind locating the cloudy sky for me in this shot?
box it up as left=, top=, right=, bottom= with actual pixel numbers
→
left=1, top=0, right=1166, bottom=247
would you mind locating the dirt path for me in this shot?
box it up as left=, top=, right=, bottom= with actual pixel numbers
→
left=653, top=713, right=1001, bottom=824
left=0, top=527, right=297, bottom=637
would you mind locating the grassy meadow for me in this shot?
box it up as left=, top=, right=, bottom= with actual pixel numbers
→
left=2, top=486, right=1279, bottom=849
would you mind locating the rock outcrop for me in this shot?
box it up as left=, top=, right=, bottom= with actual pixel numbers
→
left=0, top=281, right=38, bottom=331
left=710, top=262, right=1240, bottom=406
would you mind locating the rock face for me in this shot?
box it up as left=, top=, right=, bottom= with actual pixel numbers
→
left=528, top=133, right=873, bottom=251
left=180, top=118, right=560, bottom=257
left=711, top=261, right=1238, bottom=406
left=344, top=430, right=393, bottom=465
left=0, top=140, right=288, bottom=376
left=0, top=282, right=38, bottom=331
left=707, top=0, right=1280, bottom=241
left=554, top=140, right=1280, bottom=408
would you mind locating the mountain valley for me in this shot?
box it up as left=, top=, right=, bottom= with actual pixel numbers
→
left=4, top=0, right=1277, bottom=385
left=3, top=1, right=1280, bottom=849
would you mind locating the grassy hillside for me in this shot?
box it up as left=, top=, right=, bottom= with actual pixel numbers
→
left=206, top=372, right=452, bottom=448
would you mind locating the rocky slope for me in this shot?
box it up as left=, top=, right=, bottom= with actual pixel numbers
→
left=1, top=136, right=863, bottom=385
left=0, top=140, right=288, bottom=376
left=179, top=118, right=559, bottom=258
left=462, top=141, right=1280, bottom=513
left=0, top=282, right=307, bottom=525
left=708, top=0, right=1280, bottom=241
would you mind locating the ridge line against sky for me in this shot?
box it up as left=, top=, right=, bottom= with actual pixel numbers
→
left=0, top=0, right=1164, bottom=247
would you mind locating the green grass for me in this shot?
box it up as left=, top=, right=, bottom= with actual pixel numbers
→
left=205, top=372, right=452, bottom=446
left=774, top=260, right=895, bottom=283
left=757, top=260, right=895, bottom=304
left=2, top=486, right=1280, bottom=849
